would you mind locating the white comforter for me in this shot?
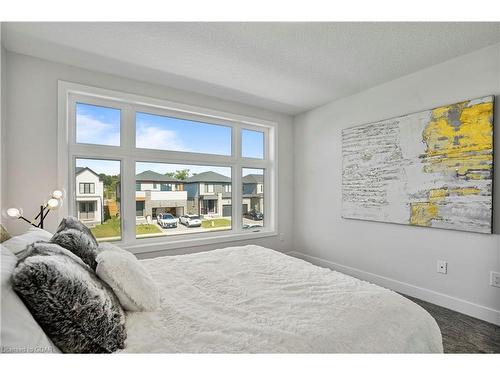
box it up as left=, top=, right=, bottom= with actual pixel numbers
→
left=122, top=245, right=443, bottom=353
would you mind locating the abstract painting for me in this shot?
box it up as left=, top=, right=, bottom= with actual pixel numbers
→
left=342, top=96, right=494, bottom=233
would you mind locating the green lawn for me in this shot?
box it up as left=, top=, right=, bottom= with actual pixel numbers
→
left=136, top=223, right=162, bottom=235
left=201, top=218, right=231, bottom=229
left=90, top=217, right=161, bottom=239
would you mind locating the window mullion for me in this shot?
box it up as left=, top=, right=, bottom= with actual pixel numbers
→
left=233, top=123, right=242, bottom=233
left=122, top=105, right=137, bottom=244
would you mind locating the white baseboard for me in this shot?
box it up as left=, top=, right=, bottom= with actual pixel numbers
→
left=287, top=251, right=500, bottom=326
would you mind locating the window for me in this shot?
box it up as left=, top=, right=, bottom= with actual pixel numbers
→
left=205, top=184, right=214, bottom=193
left=242, top=168, right=264, bottom=229
left=79, top=201, right=95, bottom=220
left=76, top=103, right=120, bottom=146
left=79, top=182, right=95, bottom=194
left=136, top=112, right=232, bottom=155
left=242, top=129, right=264, bottom=159
left=61, top=82, right=275, bottom=251
left=75, top=158, right=121, bottom=241
left=160, top=184, right=172, bottom=191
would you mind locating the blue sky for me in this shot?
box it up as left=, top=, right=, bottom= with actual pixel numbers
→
left=242, top=129, right=264, bottom=159
left=136, top=112, right=232, bottom=155
left=76, top=103, right=264, bottom=159
left=76, top=103, right=121, bottom=146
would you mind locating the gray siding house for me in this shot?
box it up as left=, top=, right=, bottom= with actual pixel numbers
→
left=135, top=171, right=187, bottom=219
left=118, top=170, right=188, bottom=221
left=184, top=171, right=232, bottom=217
left=242, top=174, right=264, bottom=214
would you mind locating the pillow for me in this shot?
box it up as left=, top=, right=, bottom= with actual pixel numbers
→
left=2, top=226, right=52, bottom=255
left=0, top=244, right=59, bottom=353
left=50, top=216, right=99, bottom=270
left=96, top=242, right=160, bottom=312
left=11, top=241, right=126, bottom=353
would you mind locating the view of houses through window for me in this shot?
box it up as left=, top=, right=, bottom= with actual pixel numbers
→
left=75, top=158, right=122, bottom=241
left=132, top=162, right=233, bottom=238
left=242, top=168, right=264, bottom=229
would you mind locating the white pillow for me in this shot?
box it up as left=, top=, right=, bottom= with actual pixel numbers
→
left=2, top=227, right=53, bottom=255
left=96, top=243, right=159, bottom=312
left=0, top=244, right=60, bottom=353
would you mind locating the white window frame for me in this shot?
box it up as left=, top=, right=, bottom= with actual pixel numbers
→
left=58, top=81, right=278, bottom=254
left=205, top=184, right=214, bottom=193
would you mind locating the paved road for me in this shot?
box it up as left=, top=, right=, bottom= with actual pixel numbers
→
left=147, top=218, right=264, bottom=237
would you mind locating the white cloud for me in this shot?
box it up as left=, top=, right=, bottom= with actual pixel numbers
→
left=76, top=114, right=120, bottom=146
left=136, top=125, right=189, bottom=151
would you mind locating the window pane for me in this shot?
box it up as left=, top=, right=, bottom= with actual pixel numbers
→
left=242, top=168, right=264, bottom=229
left=242, top=129, right=264, bottom=159
left=76, top=103, right=121, bottom=146
left=135, top=162, right=232, bottom=238
left=136, top=112, right=231, bottom=155
left=75, top=158, right=121, bottom=241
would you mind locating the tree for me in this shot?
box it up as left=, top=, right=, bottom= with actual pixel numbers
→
left=165, top=169, right=190, bottom=180
left=174, top=169, right=190, bottom=180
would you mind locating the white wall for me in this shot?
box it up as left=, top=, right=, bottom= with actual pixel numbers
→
left=2, top=51, right=294, bottom=255
left=293, top=43, right=500, bottom=324
left=1, top=34, right=5, bottom=227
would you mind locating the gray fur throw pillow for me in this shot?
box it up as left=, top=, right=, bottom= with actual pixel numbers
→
left=51, top=216, right=99, bottom=270
left=12, top=241, right=126, bottom=353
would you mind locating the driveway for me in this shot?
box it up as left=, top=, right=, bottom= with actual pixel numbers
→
left=151, top=217, right=263, bottom=236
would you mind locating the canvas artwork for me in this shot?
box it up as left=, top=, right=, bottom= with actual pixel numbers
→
left=342, top=96, right=494, bottom=234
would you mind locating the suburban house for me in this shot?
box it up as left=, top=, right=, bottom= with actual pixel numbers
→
left=134, top=170, right=188, bottom=221
left=242, top=174, right=264, bottom=214
left=75, top=167, right=104, bottom=226
left=184, top=171, right=232, bottom=217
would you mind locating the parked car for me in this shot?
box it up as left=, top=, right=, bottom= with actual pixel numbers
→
left=243, top=223, right=262, bottom=229
left=179, top=214, right=202, bottom=227
left=243, top=209, right=263, bottom=221
left=157, top=213, right=178, bottom=228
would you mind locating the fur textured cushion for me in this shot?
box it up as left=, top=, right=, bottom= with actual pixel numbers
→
left=51, top=216, right=99, bottom=270
left=96, top=243, right=160, bottom=312
left=12, top=241, right=126, bottom=353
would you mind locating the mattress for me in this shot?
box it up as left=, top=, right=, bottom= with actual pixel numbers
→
left=122, top=245, right=443, bottom=353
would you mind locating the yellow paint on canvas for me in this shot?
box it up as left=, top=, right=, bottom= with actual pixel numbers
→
left=410, top=202, right=439, bottom=226
left=410, top=187, right=481, bottom=227
left=429, top=188, right=449, bottom=202
left=421, top=101, right=493, bottom=177
left=452, top=187, right=481, bottom=196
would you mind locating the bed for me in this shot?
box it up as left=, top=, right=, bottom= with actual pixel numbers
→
left=123, top=245, right=443, bottom=353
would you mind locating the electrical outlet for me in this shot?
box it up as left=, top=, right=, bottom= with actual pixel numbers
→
left=437, top=260, right=447, bottom=274
left=490, top=272, right=500, bottom=288
left=279, top=233, right=285, bottom=242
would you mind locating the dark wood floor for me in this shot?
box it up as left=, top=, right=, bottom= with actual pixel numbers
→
left=403, top=295, right=500, bottom=353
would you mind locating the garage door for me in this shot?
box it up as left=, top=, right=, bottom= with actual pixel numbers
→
left=222, top=205, right=232, bottom=217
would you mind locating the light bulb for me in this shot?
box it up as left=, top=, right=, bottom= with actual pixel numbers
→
left=47, top=198, right=60, bottom=209
left=6, top=207, right=21, bottom=218
left=52, top=190, right=63, bottom=199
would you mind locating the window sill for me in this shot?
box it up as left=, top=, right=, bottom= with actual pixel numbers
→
left=122, top=229, right=278, bottom=255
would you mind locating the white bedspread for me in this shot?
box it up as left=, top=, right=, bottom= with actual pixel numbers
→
left=122, top=245, right=443, bottom=353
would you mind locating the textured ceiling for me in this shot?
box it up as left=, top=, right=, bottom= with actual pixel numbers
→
left=2, top=22, right=500, bottom=114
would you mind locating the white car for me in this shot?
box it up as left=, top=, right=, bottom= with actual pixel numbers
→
left=156, top=213, right=178, bottom=228
left=179, top=214, right=202, bottom=227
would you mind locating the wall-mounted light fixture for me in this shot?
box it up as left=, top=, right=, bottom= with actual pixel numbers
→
left=6, top=190, right=64, bottom=229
